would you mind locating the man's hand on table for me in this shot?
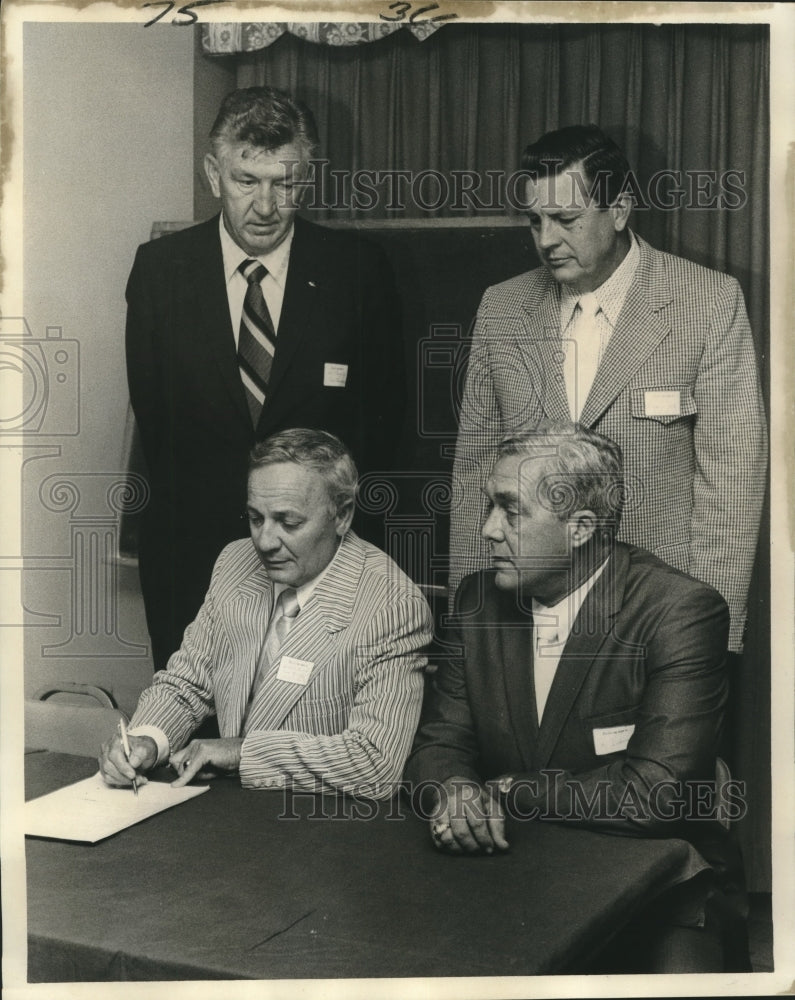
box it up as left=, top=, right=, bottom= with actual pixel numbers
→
left=170, top=737, right=244, bottom=786
left=428, top=776, right=509, bottom=855
left=99, top=732, right=157, bottom=788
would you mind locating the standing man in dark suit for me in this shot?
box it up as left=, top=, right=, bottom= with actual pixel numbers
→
left=126, top=86, right=404, bottom=669
left=408, top=423, right=748, bottom=972
left=450, top=124, right=766, bottom=656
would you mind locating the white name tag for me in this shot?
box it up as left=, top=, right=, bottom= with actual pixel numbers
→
left=593, top=723, right=635, bottom=756
left=324, top=363, right=348, bottom=388
left=277, top=656, right=314, bottom=686
left=644, top=389, right=680, bottom=417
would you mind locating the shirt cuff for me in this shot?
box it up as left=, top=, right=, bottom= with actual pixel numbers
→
left=128, top=724, right=170, bottom=767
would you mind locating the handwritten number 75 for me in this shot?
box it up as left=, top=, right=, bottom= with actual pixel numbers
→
left=142, top=0, right=229, bottom=28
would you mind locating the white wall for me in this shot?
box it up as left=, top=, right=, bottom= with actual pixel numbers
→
left=21, top=24, right=194, bottom=709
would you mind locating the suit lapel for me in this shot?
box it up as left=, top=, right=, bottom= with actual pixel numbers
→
left=259, top=217, right=322, bottom=417
left=215, top=564, right=274, bottom=736
left=580, top=237, right=674, bottom=426
left=184, top=215, right=253, bottom=434
left=494, top=589, right=540, bottom=771
left=533, top=547, right=629, bottom=768
left=242, top=532, right=363, bottom=733
left=516, top=282, right=571, bottom=421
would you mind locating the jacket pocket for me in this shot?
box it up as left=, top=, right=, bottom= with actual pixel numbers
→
left=582, top=706, right=640, bottom=730
left=284, top=692, right=353, bottom=736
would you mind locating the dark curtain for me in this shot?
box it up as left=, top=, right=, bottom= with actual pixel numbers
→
left=227, top=22, right=770, bottom=891
left=236, top=23, right=768, bottom=358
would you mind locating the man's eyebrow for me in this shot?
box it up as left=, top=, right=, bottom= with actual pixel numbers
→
left=481, top=486, right=519, bottom=505
left=530, top=205, right=584, bottom=217
left=246, top=504, right=305, bottom=521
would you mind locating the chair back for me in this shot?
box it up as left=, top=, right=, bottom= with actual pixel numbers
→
left=25, top=683, right=126, bottom=758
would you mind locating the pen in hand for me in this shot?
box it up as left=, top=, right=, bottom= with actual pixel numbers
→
left=118, top=718, right=139, bottom=797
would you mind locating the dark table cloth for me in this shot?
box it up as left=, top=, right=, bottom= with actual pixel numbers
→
left=26, top=752, right=712, bottom=982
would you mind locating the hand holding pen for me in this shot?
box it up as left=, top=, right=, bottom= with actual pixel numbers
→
left=118, top=718, right=139, bottom=796
left=98, top=719, right=158, bottom=789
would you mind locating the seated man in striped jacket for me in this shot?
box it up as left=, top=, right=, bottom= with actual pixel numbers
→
left=100, top=428, right=432, bottom=799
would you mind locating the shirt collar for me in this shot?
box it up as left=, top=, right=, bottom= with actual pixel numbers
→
left=218, top=214, right=294, bottom=290
left=531, top=556, right=610, bottom=640
left=559, top=230, right=639, bottom=329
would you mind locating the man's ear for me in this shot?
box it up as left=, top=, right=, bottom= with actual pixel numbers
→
left=335, top=500, right=355, bottom=537
left=610, top=192, right=633, bottom=232
left=204, top=153, right=222, bottom=199
left=569, top=509, right=598, bottom=548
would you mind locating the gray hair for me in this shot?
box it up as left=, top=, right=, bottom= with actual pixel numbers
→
left=209, top=86, right=319, bottom=161
left=497, top=422, right=625, bottom=527
left=249, top=428, right=357, bottom=516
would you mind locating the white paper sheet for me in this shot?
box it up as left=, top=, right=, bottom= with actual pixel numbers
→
left=25, top=771, right=209, bottom=843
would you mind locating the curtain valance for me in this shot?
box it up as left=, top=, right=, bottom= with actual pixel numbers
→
left=202, top=21, right=442, bottom=53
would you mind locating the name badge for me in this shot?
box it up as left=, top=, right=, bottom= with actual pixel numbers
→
left=644, top=389, right=680, bottom=417
left=277, top=656, right=314, bottom=686
left=324, top=363, right=348, bottom=388
left=593, top=723, right=635, bottom=756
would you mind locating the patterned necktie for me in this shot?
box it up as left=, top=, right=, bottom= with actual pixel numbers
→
left=238, top=259, right=276, bottom=425
left=564, top=292, right=602, bottom=421
left=533, top=612, right=562, bottom=724
left=242, top=587, right=300, bottom=733
left=269, top=587, right=301, bottom=651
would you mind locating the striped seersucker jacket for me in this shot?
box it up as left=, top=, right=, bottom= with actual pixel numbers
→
left=449, top=234, right=767, bottom=651
left=131, top=531, right=433, bottom=797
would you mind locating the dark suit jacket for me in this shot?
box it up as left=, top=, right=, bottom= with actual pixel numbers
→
left=125, top=214, right=404, bottom=667
left=407, top=543, right=730, bottom=837
left=407, top=543, right=749, bottom=969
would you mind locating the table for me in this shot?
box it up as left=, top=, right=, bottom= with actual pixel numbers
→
left=26, top=752, right=712, bottom=982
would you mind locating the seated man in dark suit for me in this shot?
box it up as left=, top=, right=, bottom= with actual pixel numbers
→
left=406, top=422, right=748, bottom=972
left=100, top=429, right=432, bottom=798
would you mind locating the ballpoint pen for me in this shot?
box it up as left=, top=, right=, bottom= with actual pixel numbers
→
left=118, top=717, right=139, bottom=796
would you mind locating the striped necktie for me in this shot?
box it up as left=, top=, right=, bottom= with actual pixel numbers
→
left=238, top=259, right=276, bottom=425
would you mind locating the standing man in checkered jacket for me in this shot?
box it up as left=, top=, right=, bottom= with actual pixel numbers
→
left=449, top=124, right=766, bottom=654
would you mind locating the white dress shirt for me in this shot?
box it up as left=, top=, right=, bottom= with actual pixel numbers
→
left=531, top=558, right=609, bottom=724
left=218, top=215, right=293, bottom=346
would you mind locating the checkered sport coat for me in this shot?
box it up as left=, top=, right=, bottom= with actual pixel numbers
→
left=449, top=235, right=767, bottom=651
left=131, top=531, right=432, bottom=797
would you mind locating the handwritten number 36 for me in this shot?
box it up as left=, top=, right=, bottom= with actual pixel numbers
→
left=142, top=0, right=228, bottom=28
left=379, top=2, right=457, bottom=24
